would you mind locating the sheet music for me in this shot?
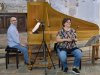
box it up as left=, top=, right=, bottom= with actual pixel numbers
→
left=32, top=22, right=41, bottom=33
left=84, top=36, right=96, bottom=46
left=77, top=35, right=100, bottom=48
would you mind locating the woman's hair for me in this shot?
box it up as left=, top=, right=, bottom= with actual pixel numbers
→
left=62, top=18, right=71, bottom=27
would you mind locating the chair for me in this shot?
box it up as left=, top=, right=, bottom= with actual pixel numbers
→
left=5, top=46, right=21, bottom=69
left=54, top=43, right=82, bottom=70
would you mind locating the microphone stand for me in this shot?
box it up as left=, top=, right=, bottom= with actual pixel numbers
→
left=32, top=22, right=55, bottom=75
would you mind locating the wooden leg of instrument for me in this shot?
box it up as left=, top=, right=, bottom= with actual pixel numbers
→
left=47, top=44, right=52, bottom=69
left=92, top=46, right=95, bottom=65
left=28, top=45, right=33, bottom=70
left=95, top=45, right=99, bottom=60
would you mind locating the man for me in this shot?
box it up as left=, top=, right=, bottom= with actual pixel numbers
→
left=56, top=18, right=82, bottom=74
left=7, top=17, right=29, bottom=65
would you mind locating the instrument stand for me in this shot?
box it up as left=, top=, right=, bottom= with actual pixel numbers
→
left=32, top=22, right=55, bottom=75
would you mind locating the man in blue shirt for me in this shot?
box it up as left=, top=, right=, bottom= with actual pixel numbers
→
left=7, top=17, right=29, bottom=65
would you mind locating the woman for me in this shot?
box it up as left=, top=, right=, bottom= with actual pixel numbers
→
left=56, top=18, right=82, bottom=74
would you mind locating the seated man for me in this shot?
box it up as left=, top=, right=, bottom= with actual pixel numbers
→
left=7, top=17, right=29, bottom=65
left=56, top=18, right=82, bottom=74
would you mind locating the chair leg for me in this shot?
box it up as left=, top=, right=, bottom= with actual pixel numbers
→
left=61, top=65, right=63, bottom=70
left=59, top=59, right=63, bottom=70
left=79, top=59, right=81, bottom=70
left=5, top=53, right=8, bottom=69
left=16, top=53, right=19, bottom=69
left=59, top=59, right=60, bottom=68
left=6, top=52, right=9, bottom=64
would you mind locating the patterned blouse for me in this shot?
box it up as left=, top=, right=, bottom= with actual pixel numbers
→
left=57, top=28, right=77, bottom=49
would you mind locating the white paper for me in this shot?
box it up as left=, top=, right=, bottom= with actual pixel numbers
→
left=32, top=22, right=41, bottom=33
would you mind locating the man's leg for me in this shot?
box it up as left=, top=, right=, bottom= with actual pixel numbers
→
left=13, top=45, right=29, bottom=64
left=71, top=49, right=82, bottom=67
left=71, top=49, right=82, bottom=74
left=57, top=49, right=68, bottom=71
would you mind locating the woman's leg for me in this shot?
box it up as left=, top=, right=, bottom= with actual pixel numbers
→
left=57, top=48, right=67, bottom=70
left=71, top=49, right=82, bottom=67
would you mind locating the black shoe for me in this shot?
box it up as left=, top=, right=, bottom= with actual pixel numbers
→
left=24, top=62, right=29, bottom=65
left=72, top=68, right=80, bottom=74
left=64, top=67, right=68, bottom=72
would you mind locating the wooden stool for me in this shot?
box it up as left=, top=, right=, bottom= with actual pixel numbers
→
left=5, top=46, right=21, bottom=69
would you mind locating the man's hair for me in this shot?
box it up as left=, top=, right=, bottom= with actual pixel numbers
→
left=10, top=17, right=16, bottom=21
left=62, top=18, right=71, bottom=27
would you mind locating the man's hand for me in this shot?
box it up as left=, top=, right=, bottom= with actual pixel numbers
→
left=21, top=43, right=27, bottom=47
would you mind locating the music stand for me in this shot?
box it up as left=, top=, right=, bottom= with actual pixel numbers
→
left=77, top=35, right=100, bottom=48
left=32, top=21, right=55, bottom=75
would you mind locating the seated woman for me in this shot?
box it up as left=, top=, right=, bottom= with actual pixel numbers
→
left=56, top=18, right=82, bottom=74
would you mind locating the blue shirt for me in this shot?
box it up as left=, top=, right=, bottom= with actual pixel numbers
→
left=7, top=24, right=20, bottom=47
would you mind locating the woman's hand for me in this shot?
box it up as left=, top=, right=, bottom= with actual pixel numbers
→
left=21, top=43, right=27, bottom=47
left=72, top=38, right=78, bottom=42
left=64, top=38, right=72, bottom=42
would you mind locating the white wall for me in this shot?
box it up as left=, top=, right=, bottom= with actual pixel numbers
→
left=76, top=0, right=99, bottom=26
left=0, top=0, right=27, bottom=13
left=0, top=0, right=99, bottom=27
left=49, top=0, right=99, bottom=27
left=49, top=0, right=68, bottom=15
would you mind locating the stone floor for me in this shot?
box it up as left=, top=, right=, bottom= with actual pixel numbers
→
left=0, top=55, right=100, bottom=75
left=1, top=33, right=100, bottom=75
left=0, top=46, right=100, bottom=75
